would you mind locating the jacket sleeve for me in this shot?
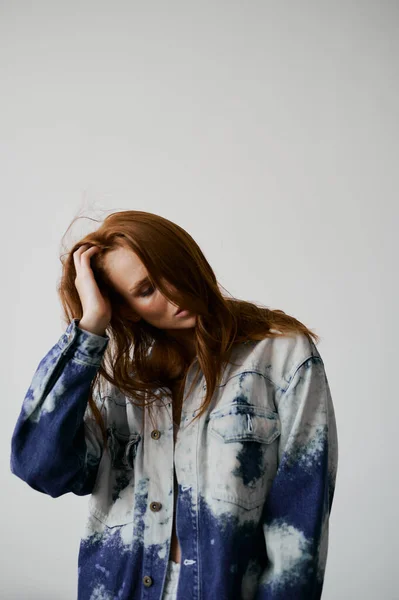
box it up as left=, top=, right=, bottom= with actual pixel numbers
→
left=256, top=355, right=338, bottom=600
left=10, top=318, right=110, bottom=498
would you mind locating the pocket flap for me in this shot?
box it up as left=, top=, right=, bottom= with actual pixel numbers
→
left=209, top=404, right=281, bottom=444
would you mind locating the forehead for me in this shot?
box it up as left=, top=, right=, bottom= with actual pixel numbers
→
left=103, top=247, right=147, bottom=288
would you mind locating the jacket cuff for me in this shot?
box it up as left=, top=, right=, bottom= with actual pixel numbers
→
left=56, top=318, right=110, bottom=365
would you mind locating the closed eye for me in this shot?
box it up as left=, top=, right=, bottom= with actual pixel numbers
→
left=139, top=286, right=154, bottom=297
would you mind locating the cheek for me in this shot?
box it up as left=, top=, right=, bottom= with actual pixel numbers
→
left=144, top=296, right=170, bottom=317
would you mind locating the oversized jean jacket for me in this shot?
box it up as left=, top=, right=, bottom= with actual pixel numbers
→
left=10, top=318, right=338, bottom=600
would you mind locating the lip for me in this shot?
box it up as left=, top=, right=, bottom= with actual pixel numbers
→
left=175, top=307, right=189, bottom=316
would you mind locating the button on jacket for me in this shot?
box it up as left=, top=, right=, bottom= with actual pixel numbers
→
left=10, top=318, right=338, bottom=600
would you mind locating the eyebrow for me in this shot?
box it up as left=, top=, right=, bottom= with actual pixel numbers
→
left=128, top=276, right=151, bottom=294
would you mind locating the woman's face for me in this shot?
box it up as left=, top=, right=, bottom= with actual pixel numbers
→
left=102, top=246, right=197, bottom=333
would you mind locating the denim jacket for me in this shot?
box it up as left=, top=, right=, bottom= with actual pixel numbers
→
left=10, top=318, right=338, bottom=600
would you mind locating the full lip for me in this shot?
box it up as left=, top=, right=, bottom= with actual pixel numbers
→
left=174, top=307, right=188, bottom=315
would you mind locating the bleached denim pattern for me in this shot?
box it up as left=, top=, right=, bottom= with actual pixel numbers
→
left=10, top=318, right=338, bottom=599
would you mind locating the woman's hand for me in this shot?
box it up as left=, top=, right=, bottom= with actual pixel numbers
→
left=72, top=244, right=112, bottom=336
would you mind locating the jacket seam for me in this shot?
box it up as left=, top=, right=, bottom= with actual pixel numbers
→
left=282, top=355, right=324, bottom=395
left=70, top=355, right=104, bottom=368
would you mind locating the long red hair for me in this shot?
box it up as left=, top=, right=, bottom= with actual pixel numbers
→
left=57, top=209, right=319, bottom=451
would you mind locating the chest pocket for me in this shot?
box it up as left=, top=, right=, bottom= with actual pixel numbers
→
left=207, top=404, right=281, bottom=511
left=88, top=427, right=141, bottom=528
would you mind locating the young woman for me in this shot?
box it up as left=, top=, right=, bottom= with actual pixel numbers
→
left=10, top=210, right=338, bottom=600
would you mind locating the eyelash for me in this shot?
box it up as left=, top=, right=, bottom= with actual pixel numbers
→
left=139, top=286, right=154, bottom=297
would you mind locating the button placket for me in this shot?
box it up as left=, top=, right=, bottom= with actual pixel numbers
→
left=144, top=392, right=180, bottom=592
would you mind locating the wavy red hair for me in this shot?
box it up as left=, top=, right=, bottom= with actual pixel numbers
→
left=57, top=209, right=319, bottom=451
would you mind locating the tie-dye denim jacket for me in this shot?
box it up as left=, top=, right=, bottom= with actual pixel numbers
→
left=10, top=318, right=338, bottom=599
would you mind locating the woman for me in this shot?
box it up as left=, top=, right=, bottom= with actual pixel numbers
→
left=10, top=210, right=338, bottom=600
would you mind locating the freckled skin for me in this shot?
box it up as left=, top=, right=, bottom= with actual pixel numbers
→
left=102, top=246, right=198, bottom=360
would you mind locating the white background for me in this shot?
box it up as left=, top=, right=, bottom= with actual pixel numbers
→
left=1, top=1, right=398, bottom=598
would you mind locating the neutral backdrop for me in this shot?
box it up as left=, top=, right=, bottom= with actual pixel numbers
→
left=1, top=2, right=398, bottom=599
